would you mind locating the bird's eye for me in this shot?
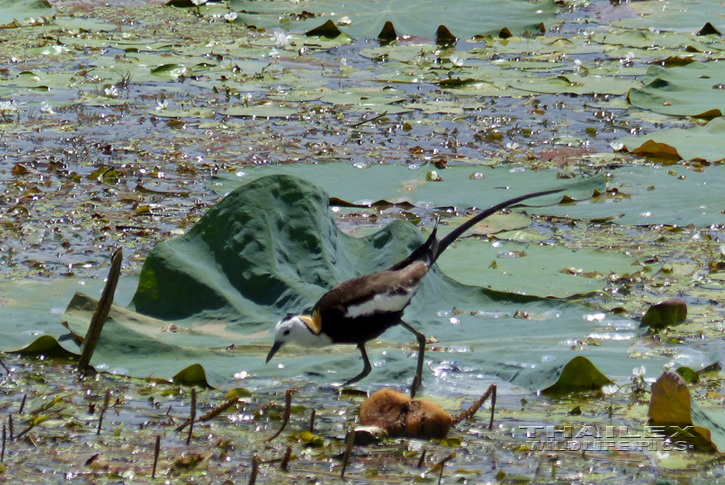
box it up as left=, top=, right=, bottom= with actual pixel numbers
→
left=283, top=330, right=290, bottom=336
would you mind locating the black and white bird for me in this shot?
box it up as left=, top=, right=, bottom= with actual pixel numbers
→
left=266, top=188, right=563, bottom=393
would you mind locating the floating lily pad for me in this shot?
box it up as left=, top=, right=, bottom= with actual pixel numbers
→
left=628, top=62, right=725, bottom=118
left=614, top=0, right=725, bottom=33
left=527, top=164, right=725, bottom=226
left=593, top=28, right=704, bottom=50
left=229, top=0, right=558, bottom=40
left=0, top=175, right=635, bottom=388
left=437, top=241, right=645, bottom=299
left=151, top=108, right=216, bottom=119
left=222, top=105, right=297, bottom=118
left=511, top=73, right=638, bottom=96
left=208, top=162, right=604, bottom=210
left=0, top=0, right=54, bottom=26
left=617, top=117, right=725, bottom=163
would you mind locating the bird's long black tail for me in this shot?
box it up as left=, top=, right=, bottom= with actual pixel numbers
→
left=430, top=188, right=564, bottom=263
left=388, top=188, right=564, bottom=272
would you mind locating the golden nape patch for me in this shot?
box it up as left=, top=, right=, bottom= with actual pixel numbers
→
left=300, top=311, right=322, bottom=335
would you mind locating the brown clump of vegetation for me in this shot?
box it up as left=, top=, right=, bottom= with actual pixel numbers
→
left=359, top=384, right=496, bottom=439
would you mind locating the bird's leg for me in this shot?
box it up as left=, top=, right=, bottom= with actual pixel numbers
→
left=341, top=343, right=372, bottom=387
left=400, top=321, right=426, bottom=397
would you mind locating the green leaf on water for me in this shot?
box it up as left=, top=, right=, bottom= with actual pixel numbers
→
left=0, top=176, right=664, bottom=389
left=527, top=356, right=613, bottom=395
left=222, top=106, right=297, bottom=118
left=642, top=298, right=687, bottom=330
left=675, top=366, right=700, bottom=384
left=173, top=363, right=211, bottom=386
left=229, top=0, right=557, bottom=40
left=617, top=117, right=725, bottom=163
left=628, top=62, right=725, bottom=118
left=0, top=0, right=54, bottom=26
left=224, top=388, right=252, bottom=399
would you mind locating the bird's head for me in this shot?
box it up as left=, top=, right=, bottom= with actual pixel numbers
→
left=266, top=313, right=326, bottom=364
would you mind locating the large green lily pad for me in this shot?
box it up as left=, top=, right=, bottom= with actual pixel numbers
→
left=0, top=0, right=53, bottom=26
left=628, top=62, right=725, bottom=118
left=0, top=174, right=660, bottom=389
left=613, top=0, right=725, bottom=33
left=436, top=239, right=645, bottom=299
left=211, top=161, right=725, bottom=227
left=0, top=276, right=138, bottom=352
left=228, top=0, right=557, bottom=40
left=511, top=73, right=638, bottom=96
left=617, top=115, right=725, bottom=163
left=209, top=162, right=604, bottom=209
left=527, top=164, right=725, bottom=227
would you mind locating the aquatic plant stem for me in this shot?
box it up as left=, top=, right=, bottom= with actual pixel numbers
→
left=78, top=248, right=122, bottom=372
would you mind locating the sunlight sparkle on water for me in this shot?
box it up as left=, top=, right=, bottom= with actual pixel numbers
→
left=601, top=319, right=636, bottom=330
left=504, top=361, right=537, bottom=369
left=542, top=310, right=562, bottom=319
left=497, top=249, right=526, bottom=259
left=589, top=332, right=635, bottom=341
left=472, top=311, right=511, bottom=319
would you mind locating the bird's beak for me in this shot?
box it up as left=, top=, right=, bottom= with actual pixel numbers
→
left=266, top=341, right=283, bottom=364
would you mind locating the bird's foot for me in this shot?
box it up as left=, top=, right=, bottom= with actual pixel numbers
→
left=410, top=375, right=421, bottom=398
left=341, top=373, right=365, bottom=388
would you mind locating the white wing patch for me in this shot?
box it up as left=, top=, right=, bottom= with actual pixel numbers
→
left=345, top=287, right=417, bottom=318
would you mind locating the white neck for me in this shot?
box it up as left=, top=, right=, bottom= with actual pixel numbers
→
left=282, top=318, right=334, bottom=348
left=296, top=329, right=334, bottom=348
